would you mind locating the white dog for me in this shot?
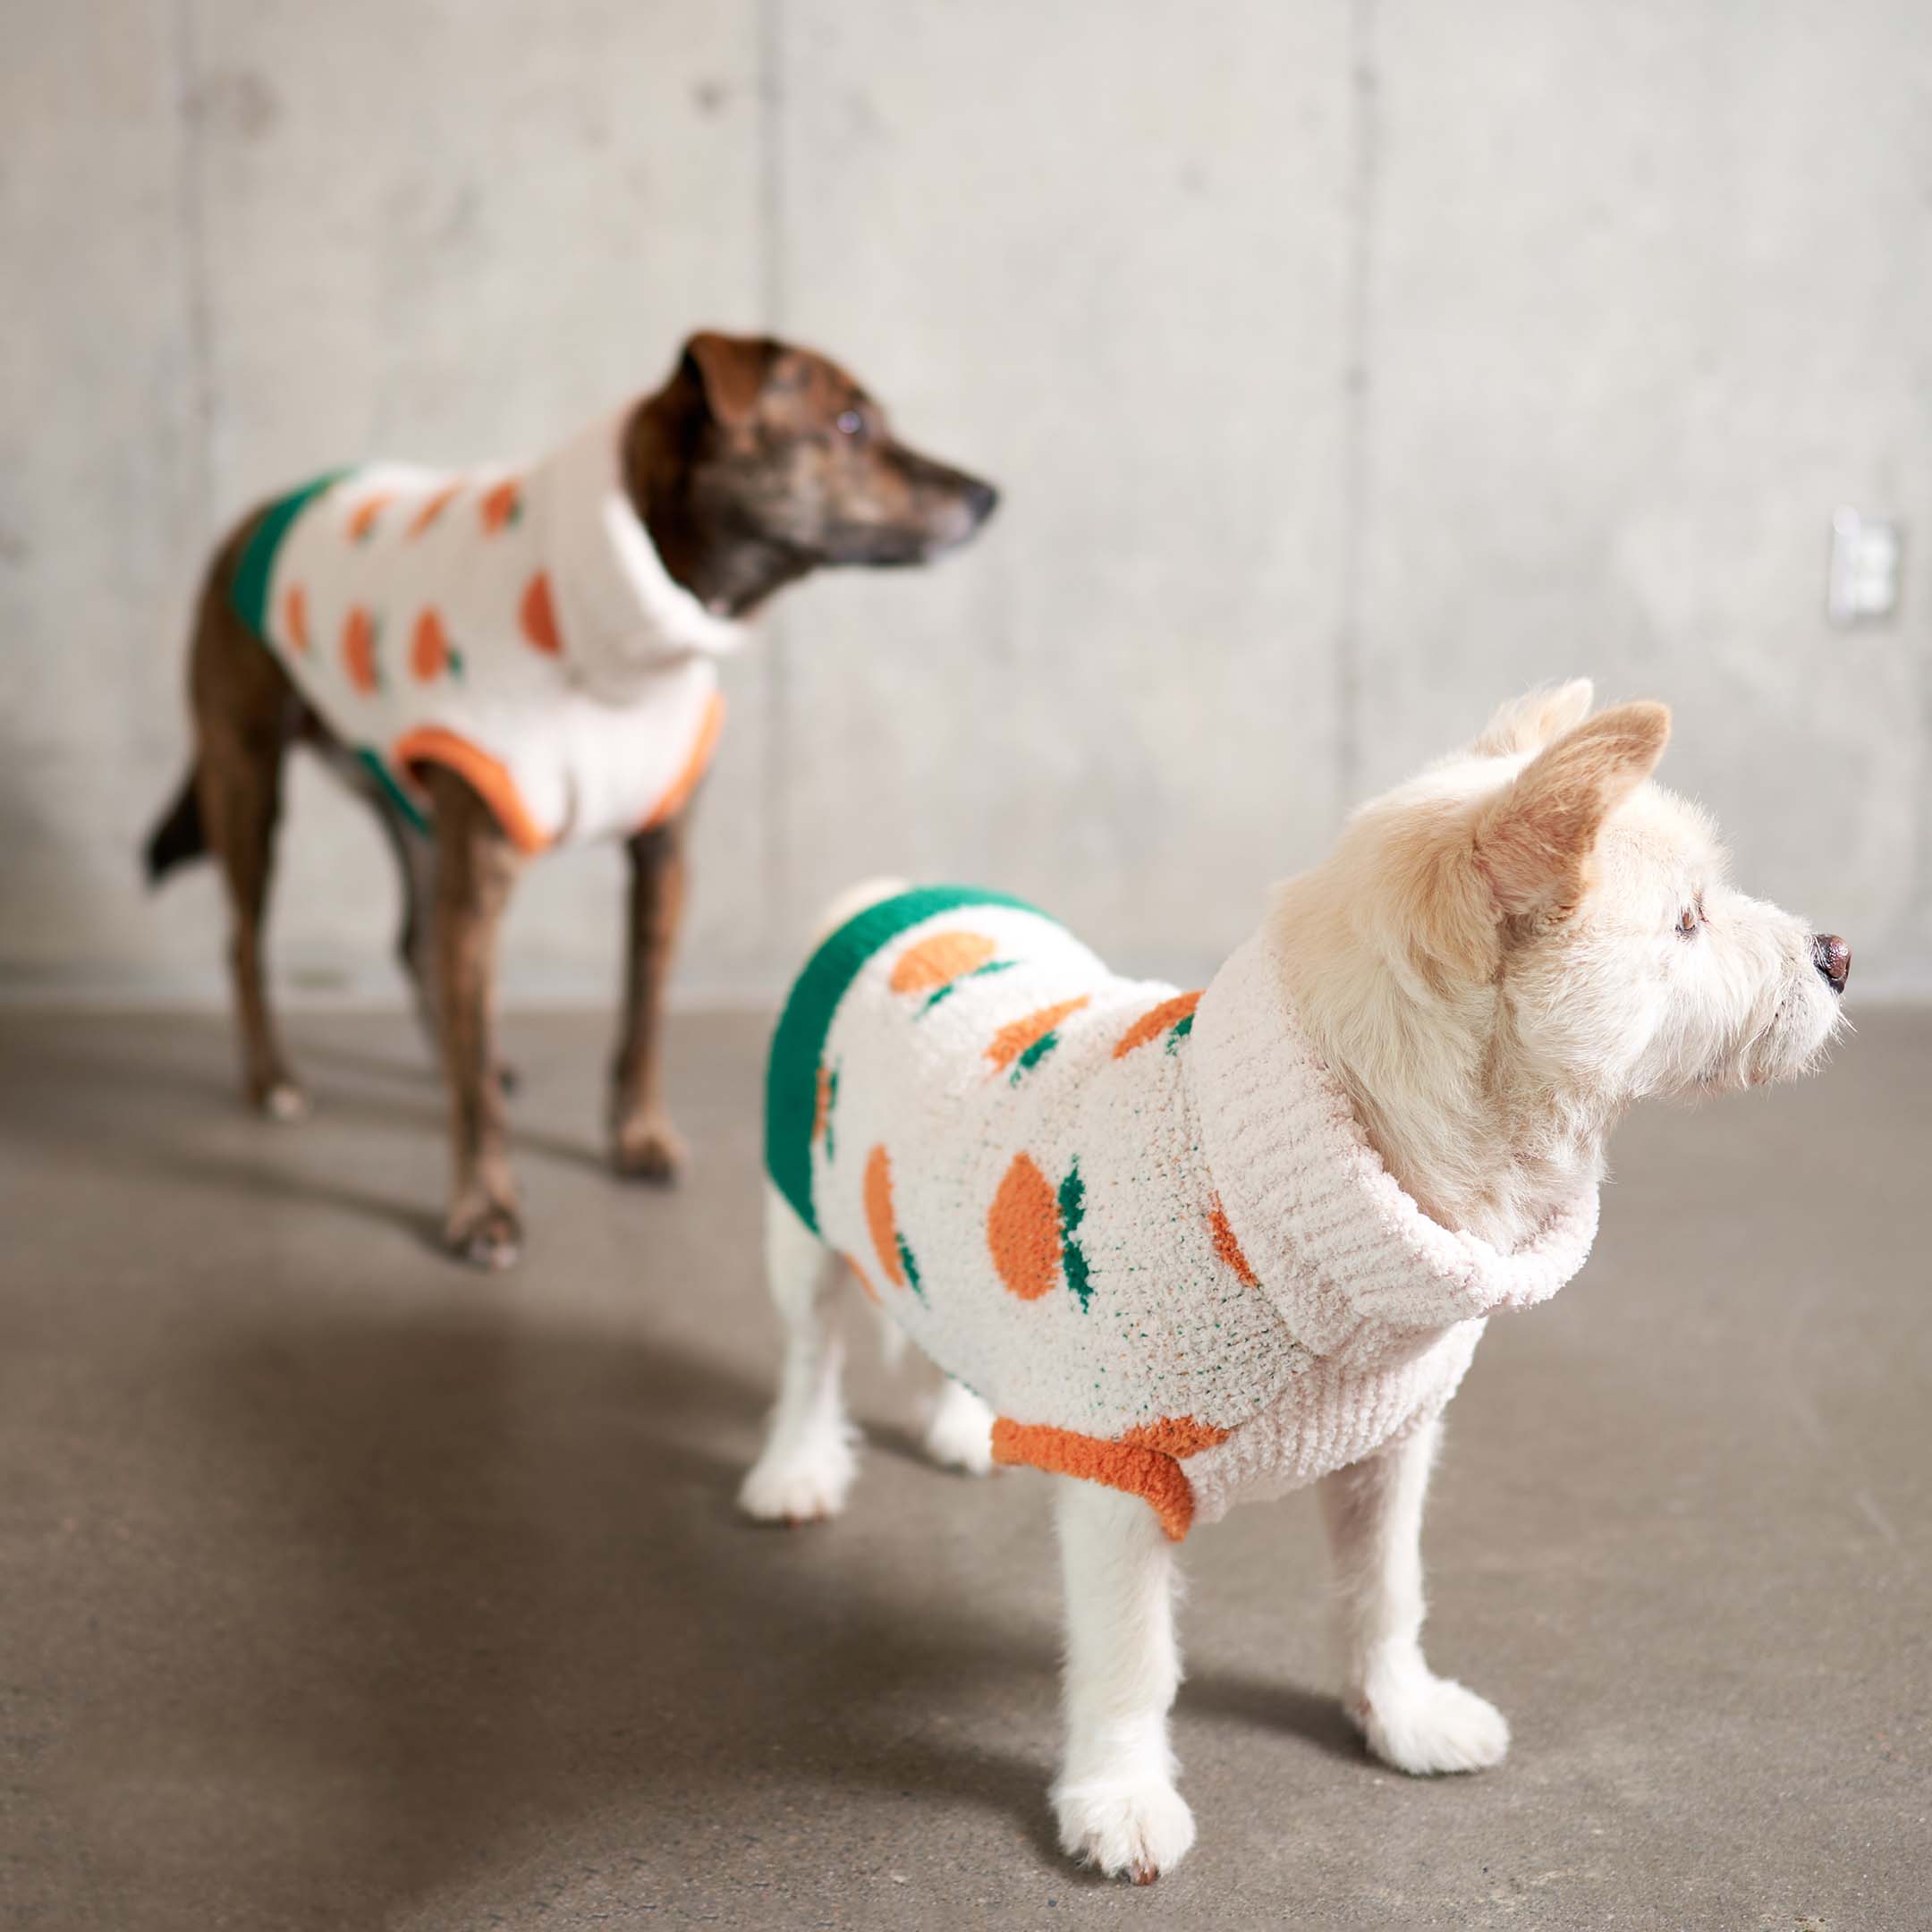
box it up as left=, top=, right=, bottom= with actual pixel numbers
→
left=739, top=682, right=1849, bottom=1881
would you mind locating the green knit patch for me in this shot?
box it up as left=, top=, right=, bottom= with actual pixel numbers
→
left=896, top=1232, right=924, bottom=1298
left=919, top=956, right=1017, bottom=1016
left=354, top=748, right=430, bottom=835
left=1011, top=1027, right=1065, bottom=1084
left=1167, top=1012, right=1195, bottom=1051
left=1058, top=1159, right=1092, bottom=1310
left=230, top=470, right=351, bottom=643
left=766, top=886, right=1050, bottom=1232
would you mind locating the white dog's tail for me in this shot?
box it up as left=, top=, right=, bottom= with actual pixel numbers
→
left=811, top=876, right=910, bottom=946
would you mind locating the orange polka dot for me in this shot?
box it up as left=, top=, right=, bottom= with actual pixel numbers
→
left=1208, top=1198, right=1258, bottom=1288
left=987, top=997, right=1089, bottom=1072
left=411, top=608, right=452, bottom=682
left=408, top=481, right=464, bottom=537
left=346, top=493, right=393, bottom=541
left=891, top=930, right=997, bottom=995
left=519, top=571, right=561, bottom=656
left=479, top=478, right=522, bottom=535
left=1113, top=990, right=1202, bottom=1059
left=340, top=607, right=378, bottom=694
left=863, top=1145, right=904, bottom=1289
left=987, top=1153, right=1060, bottom=1300
left=282, top=583, right=309, bottom=654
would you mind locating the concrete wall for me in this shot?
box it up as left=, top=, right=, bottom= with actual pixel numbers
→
left=4, top=0, right=1928, bottom=1006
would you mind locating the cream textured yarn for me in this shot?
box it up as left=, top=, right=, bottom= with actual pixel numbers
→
left=230, top=407, right=741, bottom=851
left=767, top=888, right=1598, bottom=1538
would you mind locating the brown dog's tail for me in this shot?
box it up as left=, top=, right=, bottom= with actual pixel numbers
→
left=144, top=767, right=207, bottom=885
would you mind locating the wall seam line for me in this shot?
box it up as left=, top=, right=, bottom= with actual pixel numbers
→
left=171, top=0, right=217, bottom=545
left=1335, top=0, right=1378, bottom=817
left=755, top=0, right=790, bottom=962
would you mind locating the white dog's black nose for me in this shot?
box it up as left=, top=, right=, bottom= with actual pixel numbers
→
left=1811, top=934, right=1851, bottom=995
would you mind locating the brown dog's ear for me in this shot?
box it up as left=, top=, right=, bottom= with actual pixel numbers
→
left=1473, top=678, right=1595, bottom=757
left=681, top=330, right=779, bottom=429
left=1474, top=701, right=1670, bottom=917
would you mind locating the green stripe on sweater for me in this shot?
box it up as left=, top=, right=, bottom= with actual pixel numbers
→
left=229, top=470, right=351, bottom=642
left=765, top=886, right=1049, bottom=1233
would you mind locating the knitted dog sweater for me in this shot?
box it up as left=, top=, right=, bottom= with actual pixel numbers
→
left=230, top=406, right=741, bottom=851
left=766, top=887, right=1600, bottom=1538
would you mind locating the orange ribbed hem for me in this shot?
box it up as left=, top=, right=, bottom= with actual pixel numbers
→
left=990, top=1415, right=1229, bottom=1542
left=393, top=726, right=551, bottom=854
left=640, top=690, right=727, bottom=832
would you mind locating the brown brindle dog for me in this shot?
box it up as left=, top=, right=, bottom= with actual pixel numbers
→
left=145, top=331, right=997, bottom=1267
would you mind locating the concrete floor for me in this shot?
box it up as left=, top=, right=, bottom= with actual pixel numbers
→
left=2, top=1007, right=1927, bottom=1930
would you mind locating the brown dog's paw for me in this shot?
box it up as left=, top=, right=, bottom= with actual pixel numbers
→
left=250, top=1079, right=309, bottom=1124
left=614, top=1114, right=689, bottom=1185
left=445, top=1199, right=523, bottom=1270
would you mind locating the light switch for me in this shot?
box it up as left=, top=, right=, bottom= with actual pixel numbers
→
left=1826, top=510, right=1901, bottom=626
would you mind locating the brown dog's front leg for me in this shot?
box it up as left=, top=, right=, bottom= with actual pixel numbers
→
left=610, top=813, right=690, bottom=1182
left=424, top=767, right=526, bottom=1267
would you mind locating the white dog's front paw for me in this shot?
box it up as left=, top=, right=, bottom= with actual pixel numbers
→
left=1052, top=1775, right=1197, bottom=1884
left=1354, top=1661, right=1510, bottom=1775
left=922, top=1380, right=996, bottom=1476
left=736, top=1431, right=857, bottom=1526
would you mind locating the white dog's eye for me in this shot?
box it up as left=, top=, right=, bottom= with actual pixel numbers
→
left=1676, top=894, right=1706, bottom=938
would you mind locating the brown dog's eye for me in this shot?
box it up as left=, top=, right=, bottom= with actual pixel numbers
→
left=835, top=408, right=865, bottom=440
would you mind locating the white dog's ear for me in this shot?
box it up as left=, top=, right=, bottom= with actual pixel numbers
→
left=1473, top=679, right=1596, bottom=757
left=1474, top=701, right=1670, bottom=916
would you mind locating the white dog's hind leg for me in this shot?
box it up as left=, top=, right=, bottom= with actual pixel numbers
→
left=1318, top=1416, right=1509, bottom=1774
left=1050, top=1481, right=1196, bottom=1883
left=737, top=1182, right=859, bottom=1524
left=920, top=1376, right=996, bottom=1475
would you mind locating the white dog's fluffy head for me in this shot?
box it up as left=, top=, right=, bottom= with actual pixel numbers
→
left=1273, top=680, right=1847, bottom=1241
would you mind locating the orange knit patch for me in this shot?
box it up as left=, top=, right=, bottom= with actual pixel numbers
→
left=407, top=481, right=463, bottom=537
left=410, top=607, right=452, bottom=682
left=987, top=996, right=1089, bottom=1072
left=1113, top=990, right=1203, bottom=1059
left=987, top=1152, right=1061, bottom=1300
left=811, top=1064, right=833, bottom=1145
left=519, top=571, right=561, bottom=656
left=479, top=478, right=523, bottom=535
left=1208, top=1197, right=1259, bottom=1288
left=639, top=689, right=726, bottom=831
left=282, top=583, right=309, bottom=654
left=891, top=929, right=997, bottom=995
left=341, top=606, right=378, bottom=694
left=991, top=1416, right=1223, bottom=1543
left=843, top=1252, right=879, bottom=1306
left=863, top=1144, right=904, bottom=1289
left=346, top=493, right=393, bottom=541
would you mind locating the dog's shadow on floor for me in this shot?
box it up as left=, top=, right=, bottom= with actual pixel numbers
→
left=162, top=1303, right=1360, bottom=1921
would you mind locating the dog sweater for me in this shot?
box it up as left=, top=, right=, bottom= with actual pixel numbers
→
left=229, top=406, right=742, bottom=850
left=766, top=887, right=1600, bottom=1538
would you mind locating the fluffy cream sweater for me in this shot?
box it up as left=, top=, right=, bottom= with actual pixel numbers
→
left=766, top=888, right=1599, bottom=1538
left=230, top=407, right=741, bottom=851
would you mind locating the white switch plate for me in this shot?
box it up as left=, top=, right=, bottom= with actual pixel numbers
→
left=1827, top=509, right=1901, bottom=626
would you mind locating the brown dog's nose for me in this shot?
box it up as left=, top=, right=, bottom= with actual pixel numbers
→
left=1811, top=934, right=1851, bottom=995
left=964, top=479, right=999, bottom=526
